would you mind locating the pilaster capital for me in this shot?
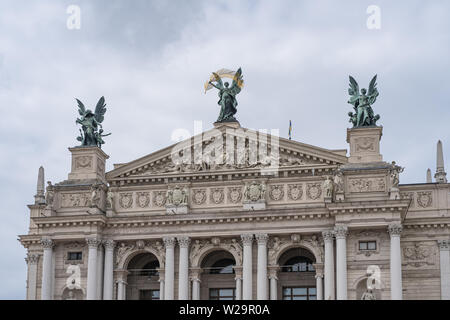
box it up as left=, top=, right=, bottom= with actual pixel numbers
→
left=255, top=233, right=269, bottom=245
left=114, top=269, right=129, bottom=281
left=321, top=229, right=335, bottom=242
left=240, top=233, right=254, bottom=245
left=189, top=267, right=202, bottom=282
left=313, top=263, right=324, bottom=277
left=438, top=239, right=450, bottom=251
left=86, top=237, right=101, bottom=248
left=177, top=236, right=191, bottom=248
left=156, top=268, right=165, bottom=281
left=41, top=237, right=54, bottom=249
left=232, top=265, right=243, bottom=279
left=163, top=236, right=176, bottom=249
left=26, top=253, right=40, bottom=265
left=103, top=239, right=116, bottom=250
left=334, top=225, right=348, bottom=239
left=268, top=265, right=280, bottom=280
left=388, top=223, right=403, bottom=237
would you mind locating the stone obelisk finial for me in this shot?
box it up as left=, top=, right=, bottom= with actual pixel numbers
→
left=435, top=140, right=447, bottom=183
left=34, top=166, right=46, bottom=204
left=426, top=168, right=432, bottom=183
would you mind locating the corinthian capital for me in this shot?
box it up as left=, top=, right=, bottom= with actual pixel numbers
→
left=163, top=236, right=176, bottom=248
left=388, top=223, right=403, bottom=237
left=26, top=253, right=40, bottom=265
left=41, top=237, right=54, bottom=249
left=177, top=236, right=191, bottom=248
left=438, top=239, right=450, bottom=250
left=321, top=230, right=334, bottom=241
left=103, top=239, right=116, bottom=250
left=255, top=233, right=269, bottom=245
left=334, top=225, right=348, bottom=239
left=241, top=234, right=254, bottom=245
left=86, top=237, right=101, bottom=248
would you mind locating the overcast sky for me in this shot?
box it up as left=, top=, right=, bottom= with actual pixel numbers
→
left=0, top=0, right=449, bottom=299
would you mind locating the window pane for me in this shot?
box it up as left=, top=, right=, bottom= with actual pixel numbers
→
left=221, top=289, right=233, bottom=296
left=283, top=288, right=291, bottom=295
left=292, top=288, right=307, bottom=295
left=368, top=242, right=376, bottom=250
left=309, top=288, right=316, bottom=295
left=359, top=242, right=368, bottom=250
left=293, top=296, right=307, bottom=300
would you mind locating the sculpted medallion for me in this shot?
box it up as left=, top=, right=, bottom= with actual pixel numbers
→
left=119, top=193, right=133, bottom=209
left=287, top=184, right=303, bottom=201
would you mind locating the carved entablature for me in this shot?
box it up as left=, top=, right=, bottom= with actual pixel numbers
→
left=61, top=192, right=90, bottom=208
left=347, top=177, right=386, bottom=193
left=402, top=242, right=438, bottom=269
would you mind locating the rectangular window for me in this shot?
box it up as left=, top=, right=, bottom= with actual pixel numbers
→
left=139, top=290, right=160, bottom=300
left=282, top=287, right=316, bottom=300
left=359, top=241, right=377, bottom=251
left=209, top=288, right=235, bottom=300
left=67, top=252, right=82, bottom=261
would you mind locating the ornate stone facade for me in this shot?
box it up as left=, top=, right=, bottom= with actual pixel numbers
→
left=19, top=122, right=450, bottom=301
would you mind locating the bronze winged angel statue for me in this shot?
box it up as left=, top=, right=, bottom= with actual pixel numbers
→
left=75, top=96, right=111, bottom=148
left=207, top=68, right=244, bottom=123
left=347, top=75, right=380, bottom=127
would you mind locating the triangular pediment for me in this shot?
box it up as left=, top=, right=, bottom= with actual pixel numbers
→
left=106, top=123, right=348, bottom=180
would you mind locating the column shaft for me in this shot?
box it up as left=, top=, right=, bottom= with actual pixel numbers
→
left=96, top=245, right=104, bottom=300
left=256, top=234, right=268, bottom=300
left=389, top=224, right=403, bottom=300
left=316, top=276, right=323, bottom=300
left=335, top=226, right=348, bottom=300
left=269, top=277, right=277, bottom=300
left=241, top=234, right=253, bottom=300
left=322, top=230, right=335, bottom=300
left=164, top=237, right=176, bottom=300
left=86, top=238, right=100, bottom=300
left=177, top=236, right=190, bottom=300
left=438, top=240, right=450, bottom=299
left=41, top=238, right=53, bottom=300
left=235, top=278, right=242, bottom=300
left=103, top=240, right=115, bottom=300
left=192, top=280, right=200, bottom=300
left=26, top=254, right=39, bottom=300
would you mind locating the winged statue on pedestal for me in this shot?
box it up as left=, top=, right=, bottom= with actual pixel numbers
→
left=347, top=75, right=380, bottom=127
left=75, top=96, right=111, bottom=148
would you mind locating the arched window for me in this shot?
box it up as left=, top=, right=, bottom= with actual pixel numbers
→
left=209, top=259, right=235, bottom=274
left=281, top=256, right=315, bottom=272
left=140, top=260, right=159, bottom=276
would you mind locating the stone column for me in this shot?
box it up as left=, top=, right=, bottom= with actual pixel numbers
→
left=86, top=237, right=101, bottom=300
left=103, top=240, right=115, bottom=300
left=313, top=263, right=324, bottom=300
left=96, top=244, right=104, bottom=300
left=177, top=236, right=190, bottom=300
left=268, top=265, right=279, bottom=300
left=26, top=254, right=40, bottom=300
left=163, top=237, right=176, bottom=300
left=157, top=268, right=165, bottom=300
left=438, top=240, right=450, bottom=300
left=41, top=238, right=54, bottom=300
left=190, top=268, right=202, bottom=300
left=115, top=270, right=128, bottom=300
left=256, top=233, right=269, bottom=300
left=241, top=234, right=254, bottom=300
left=233, top=266, right=243, bottom=300
left=322, top=230, right=335, bottom=300
left=388, top=223, right=403, bottom=300
left=335, top=225, right=348, bottom=300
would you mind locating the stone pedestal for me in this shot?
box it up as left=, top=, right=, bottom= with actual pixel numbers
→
left=389, top=187, right=400, bottom=200
left=346, top=126, right=383, bottom=163
left=166, top=204, right=188, bottom=215
left=68, top=147, right=109, bottom=183
left=243, top=200, right=266, bottom=211
left=335, top=191, right=345, bottom=202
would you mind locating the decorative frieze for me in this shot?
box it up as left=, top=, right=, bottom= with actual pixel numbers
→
left=348, top=177, right=385, bottom=193
left=192, top=189, right=207, bottom=205
left=416, top=191, right=432, bottom=208
left=119, top=193, right=133, bottom=209
left=61, top=193, right=90, bottom=208
left=228, top=187, right=242, bottom=204
left=153, top=191, right=166, bottom=207
left=136, top=192, right=150, bottom=208
left=269, top=185, right=284, bottom=201
left=287, top=184, right=303, bottom=201
left=402, top=242, right=437, bottom=268
left=306, top=183, right=322, bottom=200
left=210, top=188, right=225, bottom=204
